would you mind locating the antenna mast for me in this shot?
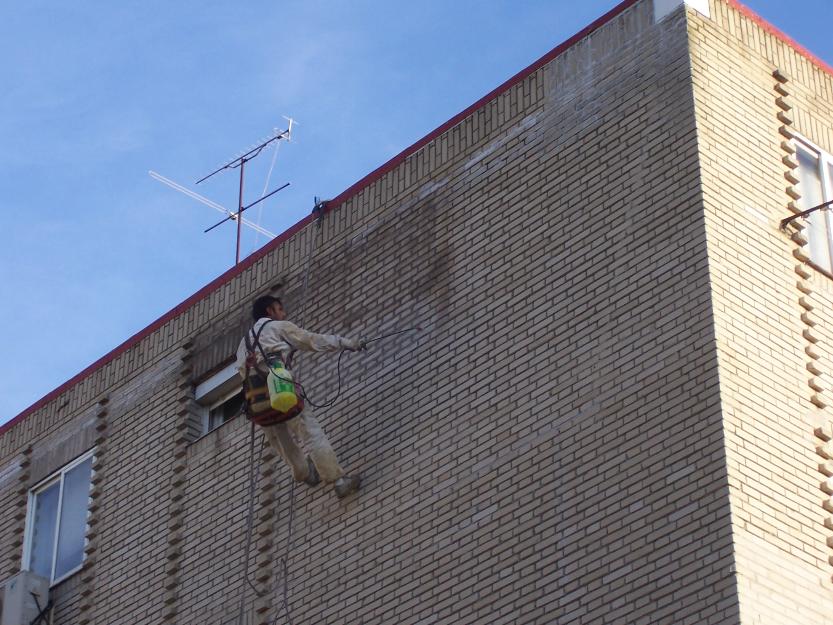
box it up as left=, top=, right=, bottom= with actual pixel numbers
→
left=196, top=121, right=294, bottom=265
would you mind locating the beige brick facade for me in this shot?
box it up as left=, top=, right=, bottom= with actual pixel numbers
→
left=690, top=1, right=833, bottom=622
left=2, top=0, right=832, bottom=623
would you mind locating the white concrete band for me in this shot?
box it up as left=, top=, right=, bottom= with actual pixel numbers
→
left=654, top=0, right=711, bottom=22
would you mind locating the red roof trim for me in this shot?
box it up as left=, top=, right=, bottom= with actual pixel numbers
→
left=726, top=0, right=833, bottom=77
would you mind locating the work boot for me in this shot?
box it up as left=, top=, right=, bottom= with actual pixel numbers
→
left=334, top=475, right=361, bottom=498
left=304, top=457, right=321, bottom=487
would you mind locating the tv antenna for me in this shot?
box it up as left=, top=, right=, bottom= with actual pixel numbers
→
left=150, top=119, right=295, bottom=265
left=148, top=171, right=278, bottom=240
left=197, top=119, right=295, bottom=264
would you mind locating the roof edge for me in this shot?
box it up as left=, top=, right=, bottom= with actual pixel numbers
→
left=726, top=0, right=833, bottom=78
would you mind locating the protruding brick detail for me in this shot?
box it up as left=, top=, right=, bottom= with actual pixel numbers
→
left=76, top=395, right=109, bottom=625
left=252, top=447, right=281, bottom=625
left=776, top=64, right=833, bottom=579
left=777, top=126, right=802, bottom=230
left=253, top=596, right=272, bottom=616
left=161, top=343, right=194, bottom=623
left=817, top=424, right=833, bottom=575
left=5, top=445, right=32, bottom=576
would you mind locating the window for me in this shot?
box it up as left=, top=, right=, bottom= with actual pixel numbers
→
left=195, top=361, right=243, bottom=435
left=24, top=451, right=94, bottom=584
left=204, top=388, right=244, bottom=432
left=795, top=137, right=833, bottom=273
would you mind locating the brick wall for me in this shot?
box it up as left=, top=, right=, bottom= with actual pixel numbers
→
left=690, top=0, right=833, bottom=623
left=1, top=0, right=804, bottom=623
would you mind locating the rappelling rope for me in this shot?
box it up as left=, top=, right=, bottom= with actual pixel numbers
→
left=241, top=203, right=421, bottom=625
left=243, top=420, right=266, bottom=595
left=236, top=418, right=268, bottom=625
left=236, top=204, right=321, bottom=625
left=269, top=205, right=323, bottom=625
left=268, top=325, right=423, bottom=620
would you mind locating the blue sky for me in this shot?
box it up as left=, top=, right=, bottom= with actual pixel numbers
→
left=1, top=0, right=831, bottom=425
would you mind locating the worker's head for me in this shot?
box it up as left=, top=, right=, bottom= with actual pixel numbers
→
left=252, top=295, right=286, bottom=322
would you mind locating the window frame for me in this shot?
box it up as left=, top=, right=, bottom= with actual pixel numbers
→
left=794, top=133, right=833, bottom=274
left=195, top=361, right=243, bottom=435
left=22, top=449, right=95, bottom=586
left=204, top=386, right=244, bottom=433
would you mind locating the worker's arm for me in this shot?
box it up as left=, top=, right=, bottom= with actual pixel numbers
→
left=269, top=321, right=362, bottom=353
left=235, top=337, right=249, bottom=379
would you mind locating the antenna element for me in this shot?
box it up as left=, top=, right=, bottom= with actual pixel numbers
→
left=196, top=125, right=294, bottom=264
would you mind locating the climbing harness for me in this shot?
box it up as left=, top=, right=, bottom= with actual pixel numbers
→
left=242, top=321, right=304, bottom=426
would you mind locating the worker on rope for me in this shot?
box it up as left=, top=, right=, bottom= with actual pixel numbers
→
left=236, top=295, right=364, bottom=498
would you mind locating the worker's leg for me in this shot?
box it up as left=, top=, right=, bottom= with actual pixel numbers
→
left=288, top=410, right=344, bottom=483
left=261, top=422, right=310, bottom=482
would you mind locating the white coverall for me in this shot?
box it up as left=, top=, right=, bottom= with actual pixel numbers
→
left=235, top=317, right=355, bottom=484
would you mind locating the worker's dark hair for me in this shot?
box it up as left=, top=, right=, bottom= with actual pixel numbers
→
left=252, top=295, right=282, bottom=321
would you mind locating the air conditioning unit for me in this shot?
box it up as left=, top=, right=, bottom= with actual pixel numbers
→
left=1, top=571, right=49, bottom=625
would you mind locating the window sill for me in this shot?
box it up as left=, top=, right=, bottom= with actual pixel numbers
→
left=806, top=259, right=833, bottom=282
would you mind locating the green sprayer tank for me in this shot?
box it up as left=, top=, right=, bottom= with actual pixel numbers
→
left=267, top=360, right=301, bottom=413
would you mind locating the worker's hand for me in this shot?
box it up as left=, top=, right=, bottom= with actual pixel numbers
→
left=344, top=337, right=368, bottom=352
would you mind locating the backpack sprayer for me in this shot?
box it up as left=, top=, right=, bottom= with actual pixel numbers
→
left=244, top=326, right=422, bottom=425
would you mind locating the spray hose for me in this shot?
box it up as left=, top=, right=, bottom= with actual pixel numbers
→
left=290, top=326, right=422, bottom=410
left=363, top=326, right=422, bottom=345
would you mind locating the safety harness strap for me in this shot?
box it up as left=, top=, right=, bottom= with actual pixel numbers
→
left=246, top=320, right=298, bottom=370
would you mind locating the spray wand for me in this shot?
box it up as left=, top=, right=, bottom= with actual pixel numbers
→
left=362, top=326, right=423, bottom=347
